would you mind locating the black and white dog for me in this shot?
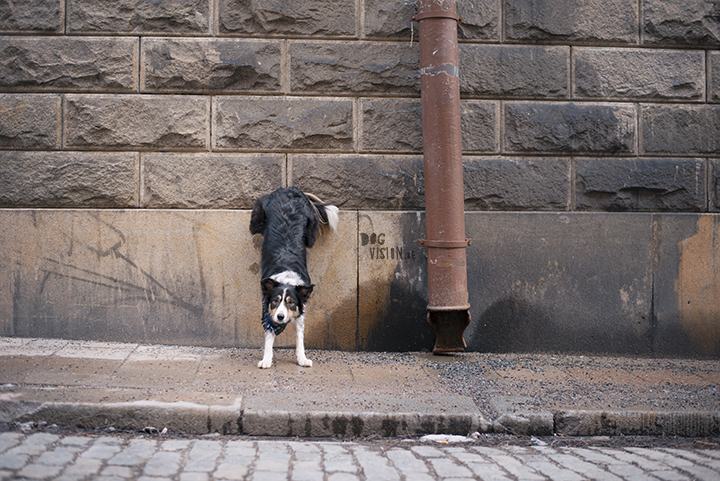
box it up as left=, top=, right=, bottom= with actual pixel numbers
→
left=249, top=187, right=338, bottom=369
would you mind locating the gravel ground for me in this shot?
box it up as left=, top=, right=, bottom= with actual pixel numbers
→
left=421, top=352, right=720, bottom=419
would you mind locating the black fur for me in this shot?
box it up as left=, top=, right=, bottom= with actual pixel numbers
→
left=250, top=186, right=319, bottom=286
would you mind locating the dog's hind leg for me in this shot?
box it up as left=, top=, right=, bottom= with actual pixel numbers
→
left=295, top=315, right=312, bottom=367
left=258, top=330, right=275, bottom=369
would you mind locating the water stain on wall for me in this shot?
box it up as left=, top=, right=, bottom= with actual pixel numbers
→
left=676, top=215, right=720, bottom=355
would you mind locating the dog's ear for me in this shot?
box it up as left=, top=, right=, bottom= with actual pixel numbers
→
left=249, top=195, right=268, bottom=235
left=295, top=284, right=314, bottom=303
left=261, top=278, right=279, bottom=295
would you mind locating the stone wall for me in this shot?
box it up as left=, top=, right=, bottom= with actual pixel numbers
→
left=1, top=0, right=719, bottom=357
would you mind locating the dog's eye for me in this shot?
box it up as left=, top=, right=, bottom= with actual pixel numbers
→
left=271, top=296, right=282, bottom=306
left=285, top=298, right=295, bottom=307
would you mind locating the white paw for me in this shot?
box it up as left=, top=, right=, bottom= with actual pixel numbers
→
left=258, top=359, right=273, bottom=369
left=297, top=358, right=313, bottom=367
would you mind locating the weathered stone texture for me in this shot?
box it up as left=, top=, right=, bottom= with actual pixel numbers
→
left=141, top=153, right=282, bottom=208
left=575, top=158, right=706, bottom=211
left=711, top=51, right=720, bottom=102
left=65, top=94, right=210, bottom=150
left=574, top=48, right=705, bottom=101
left=0, top=151, right=136, bottom=207
left=464, top=157, right=570, bottom=211
left=0, top=0, right=63, bottom=33
left=291, top=154, right=424, bottom=209
left=361, top=99, right=497, bottom=153
left=641, top=104, right=720, bottom=155
left=460, top=45, right=568, bottom=98
left=213, top=97, right=353, bottom=151
left=505, top=0, right=638, bottom=43
left=644, top=0, right=720, bottom=46
left=141, top=38, right=281, bottom=93
left=0, top=37, right=137, bottom=92
left=363, top=0, right=499, bottom=40
left=290, top=42, right=419, bottom=95
left=67, top=0, right=210, bottom=34
left=461, top=101, right=499, bottom=153
left=218, top=0, right=355, bottom=37
left=504, top=102, right=636, bottom=154
left=0, top=93, right=60, bottom=149
left=361, top=99, right=422, bottom=152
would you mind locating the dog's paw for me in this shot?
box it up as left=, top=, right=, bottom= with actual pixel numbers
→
left=297, top=358, right=313, bottom=368
left=258, top=359, right=273, bottom=369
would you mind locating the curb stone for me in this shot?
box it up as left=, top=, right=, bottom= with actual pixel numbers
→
left=555, top=410, right=720, bottom=437
left=5, top=399, right=720, bottom=437
left=13, top=399, right=243, bottom=435
left=493, top=412, right=554, bottom=436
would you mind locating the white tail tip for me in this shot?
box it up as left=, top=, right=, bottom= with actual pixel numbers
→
left=325, top=205, right=339, bottom=232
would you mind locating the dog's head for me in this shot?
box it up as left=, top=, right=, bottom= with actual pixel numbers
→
left=261, top=278, right=314, bottom=327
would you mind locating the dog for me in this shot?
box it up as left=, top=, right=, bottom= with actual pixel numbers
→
left=249, top=187, right=339, bottom=368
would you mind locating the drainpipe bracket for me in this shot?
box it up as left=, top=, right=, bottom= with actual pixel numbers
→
left=411, top=12, right=462, bottom=23
left=419, top=238, right=472, bottom=248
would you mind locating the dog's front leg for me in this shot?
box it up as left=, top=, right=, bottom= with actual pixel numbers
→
left=295, top=315, right=312, bottom=367
left=258, top=330, right=275, bottom=369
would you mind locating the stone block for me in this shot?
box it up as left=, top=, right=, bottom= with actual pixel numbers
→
left=141, top=153, right=283, bottom=208
left=653, top=214, right=720, bottom=358
left=465, top=212, right=654, bottom=355
left=712, top=51, right=720, bottom=102
left=641, top=104, right=720, bottom=155
left=361, top=99, right=497, bottom=153
left=290, top=154, right=424, bottom=209
left=461, top=101, right=499, bottom=153
left=0, top=37, right=137, bottom=92
left=504, top=102, right=636, bottom=154
left=141, top=38, right=281, bottom=93
left=643, top=0, right=720, bottom=46
left=357, top=211, right=430, bottom=351
left=0, top=0, right=63, bottom=33
left=0, top=151, right=136, bottom=208
left=361, top=98, right=422, bottom=152
left=218, top=0, right=355, bottom=37
left=575, top=158, right=706, bottom=212
left=363, top=0, right=499, bottom=40
left=463, top=157, right=570, bottom=211
left=64, top=94, right=210, bottom=151
left=213, top=96, right=354, bottom=151
left=459, top=45, right=568, bottom=98
left=0, top=94, right=60, bottom=149
left=67, top=0, right=210, bottom=34
left=505, top=0, right=638, bottom=43
left=290, top=41, right=419, bottom=95
left=574, top=48, right=705, bottom=101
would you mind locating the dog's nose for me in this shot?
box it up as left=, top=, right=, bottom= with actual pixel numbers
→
left=277, top=313, right=285, bottom=321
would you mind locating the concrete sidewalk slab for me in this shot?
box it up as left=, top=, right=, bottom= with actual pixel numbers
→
left=1, top=337, right=718, bottom=438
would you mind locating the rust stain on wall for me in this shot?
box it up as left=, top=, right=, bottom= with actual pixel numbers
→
left=676, top=216, right=720, bottom=355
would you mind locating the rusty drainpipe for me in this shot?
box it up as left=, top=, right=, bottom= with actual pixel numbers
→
left=413, top=0, right=471, bottom=353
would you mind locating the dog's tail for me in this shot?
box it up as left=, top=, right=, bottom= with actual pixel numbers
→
left=305, top=193, right=339, bottom=233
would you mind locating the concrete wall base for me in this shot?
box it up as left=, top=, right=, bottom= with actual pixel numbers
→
left=2, top=209, right=718, bottom=358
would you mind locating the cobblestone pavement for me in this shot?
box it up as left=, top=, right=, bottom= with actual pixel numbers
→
left=1, top=429, right=719, bottom=480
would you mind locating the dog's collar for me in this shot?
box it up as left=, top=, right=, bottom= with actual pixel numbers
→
left=262, top=299, right=289, bottom=335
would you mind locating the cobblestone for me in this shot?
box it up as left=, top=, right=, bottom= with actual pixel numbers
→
left=0, top=430, right=718, bottom=480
